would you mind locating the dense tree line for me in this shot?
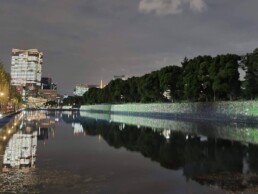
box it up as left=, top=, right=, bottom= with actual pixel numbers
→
left=0, top=61, right=22, bottom=108
left=81, top=65, right=183, bottom=104
left=64, top=48, right=258, bottom=105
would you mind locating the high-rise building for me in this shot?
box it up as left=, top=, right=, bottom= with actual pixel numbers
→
left=41, top=77, right=52, bottom=89
left=11, top=48, right=43, bottom=87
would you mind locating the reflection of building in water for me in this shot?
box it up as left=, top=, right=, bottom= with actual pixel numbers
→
left=162, top=129, right=171, bottom=140
left=119, top=123, right=125, bottom=131
left=0, top=145, right=4, bottom=171
left=72, top=123, right=85, bottom=136
left=25, top=111, right=55, bottom=128
left=26, top=111, right=47, bottom=121
left=37, top=128, right=49, bottom=141
left=22, top=111, right=56, bottom=140
left=3, top=131, right=37, bottom=169
left=0, top=113, right=24, bottom=171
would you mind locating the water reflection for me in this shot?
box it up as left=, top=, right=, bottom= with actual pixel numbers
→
left=78, top=111, right=258, bottom=192
left=72, top=123, right=85, bottom=136
left=0, top=111, right=57, bottom=172
left=80, top=111, right=258, bottom=144
left=2, top=110, right=258, bottom=193
left=3, top=131, right=37, bottom=171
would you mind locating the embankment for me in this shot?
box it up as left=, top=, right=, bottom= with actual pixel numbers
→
left=79, top=111, right=258, bottom=145
left=80, top=101, right=258, bottom=123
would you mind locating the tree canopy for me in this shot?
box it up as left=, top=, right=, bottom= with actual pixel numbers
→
left=65, top=48, right=258, bottom=105
left=0, top=61, right=22, bottom=108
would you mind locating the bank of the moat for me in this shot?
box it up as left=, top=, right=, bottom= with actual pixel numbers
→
left=80, top=101, right=258, bottom=123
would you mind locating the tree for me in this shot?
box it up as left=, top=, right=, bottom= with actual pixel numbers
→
left=243, top=49, right=258, bottom=99
left=138, top=71, right=165, bottom=102
left=182, top=56, right=212, bottom=101
left=209, top=55, right=240, bottom=101
left=0, top=61, right=22, bottom=110
left=159, top=66, right=183, bottom=102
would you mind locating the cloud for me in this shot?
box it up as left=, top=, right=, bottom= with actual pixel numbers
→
left=2, top=0, right=258, bottom=95
left=139, top=0, right=183, bottom=15
left=189, top=0, right=207, bottom=12
left=138, top=0, right=207, bottom=15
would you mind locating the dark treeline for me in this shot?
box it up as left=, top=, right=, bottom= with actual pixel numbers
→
left=64, top=48, right=258, bottom=105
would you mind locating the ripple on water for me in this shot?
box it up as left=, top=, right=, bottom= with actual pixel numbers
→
left=0, top=168, right=107, bottom=194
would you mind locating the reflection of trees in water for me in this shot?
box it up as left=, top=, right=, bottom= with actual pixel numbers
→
left=80, top=119, right=258, bottom=192
left=249, top=144, right=258, bottom=172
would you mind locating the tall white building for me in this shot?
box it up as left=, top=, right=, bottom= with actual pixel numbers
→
left=11, top=48, right=43, bottom=86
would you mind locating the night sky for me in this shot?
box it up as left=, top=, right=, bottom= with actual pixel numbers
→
left=1, top=0, right=258, bottom=94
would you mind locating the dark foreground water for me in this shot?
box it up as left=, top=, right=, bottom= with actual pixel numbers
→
left=1, top=111, right=258, bottom=194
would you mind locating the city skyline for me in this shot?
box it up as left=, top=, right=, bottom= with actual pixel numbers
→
left=1, top=0, right=258, bottom=94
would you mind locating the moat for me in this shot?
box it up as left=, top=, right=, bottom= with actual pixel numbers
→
left=0, top=110, right=258, bottom=194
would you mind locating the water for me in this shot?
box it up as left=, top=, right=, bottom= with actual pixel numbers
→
left=1, top=110, right=258, bottom=193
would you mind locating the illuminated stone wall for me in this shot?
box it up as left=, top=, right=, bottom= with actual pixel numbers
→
left=80, top=104, right=112, bottom=113
left=80, top=101, right=258, bottom=122
left=78, top=111, right=258, bottom=145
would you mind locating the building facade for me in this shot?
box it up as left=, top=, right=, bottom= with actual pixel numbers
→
left=113, top=75, right=127, bottom=80
left=73, top=84, right=99, bottom=96
left=11, top=48, right=43, bottom=87
left=41, top=77, right=52, bottom=89
left=38, top=89, right=57, bottom=101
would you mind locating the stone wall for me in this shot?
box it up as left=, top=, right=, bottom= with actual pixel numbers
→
left=80, top=104, right=112, bottom=113
left=80, top=101, right=258, bottom=123
left=62, top=106, right=72, bottom=110
left=78, top=112, right=258, bottom=145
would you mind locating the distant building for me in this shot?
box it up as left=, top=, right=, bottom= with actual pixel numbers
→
left=41, top=77, right=57, bottom=90
left=38, top=77, right=58, bottom=103
left=73, top=84, right=88, bottom=96
left=41, top=77, right=52, bottom=89
left=73, top=84, right=99, bottom=96
left=100, top=80, right=105, bottom=89
left=11, top=48, right=43, bottom=87
left=63, top=95, right=69, bottom=99
left=11, top=49, right=43, bottom=101
left=27, top=97, right=47, bottom=108
left=163, top=89, right=171, bottom=100
left=113, top=75, right=127, bottom=80
left=38, top=89, right=57, bottom=101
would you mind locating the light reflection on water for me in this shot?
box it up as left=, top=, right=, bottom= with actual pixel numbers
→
left=1, top=110, right=258, bottom=193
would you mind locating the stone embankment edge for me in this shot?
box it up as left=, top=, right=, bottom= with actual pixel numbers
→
left=80, top=101, right=258, bottom=123
left=0, top=110, right=23, bottom=128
